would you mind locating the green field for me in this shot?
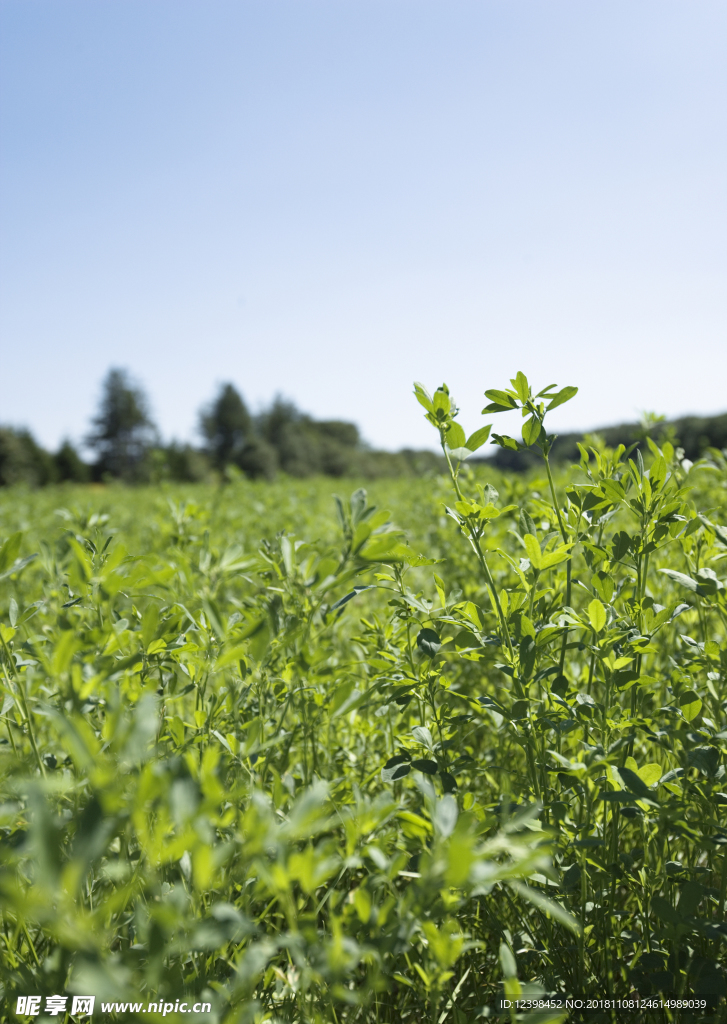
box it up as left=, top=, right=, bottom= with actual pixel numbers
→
left=2, top=377, right=727, bottom=1023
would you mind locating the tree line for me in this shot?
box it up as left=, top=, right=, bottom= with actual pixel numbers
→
left=2, top=369, right=726, bottom=487
left=0, top=369, right=443, bottom=486
left=488, top=410, right=727, bottom=471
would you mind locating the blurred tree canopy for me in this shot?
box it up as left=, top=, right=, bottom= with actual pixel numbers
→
left=488, top=411, right=727, bottom=471
left=200, top=383, right=254, bottom=469
left=0, top=428, right=56, bottom=487
left=86, top=368, right=158, bottom=481
left=3, top=368, right=726, bottom=487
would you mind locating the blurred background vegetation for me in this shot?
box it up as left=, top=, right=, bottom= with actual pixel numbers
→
left=0, top=370, right=444, bottom=487
left=2, top=367, right=726, bottom=487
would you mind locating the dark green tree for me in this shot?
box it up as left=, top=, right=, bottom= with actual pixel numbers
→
left=54, top=440, right=90, bottom=483
left=0, top=427, right=56, bottom=486
left=237, top=436, right=278, bottom=480
left=158, top=442, right=210, bottom=483
left=200, top=384, right=254, bottom=469
left=86, top=369, right=157, bottom=481
left=256, top=398, right=315, bottom=476
left=255, top=399, right=371, bottom=477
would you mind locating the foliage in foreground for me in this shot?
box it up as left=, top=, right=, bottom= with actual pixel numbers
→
left=1, top=374, right=727, bottom=1022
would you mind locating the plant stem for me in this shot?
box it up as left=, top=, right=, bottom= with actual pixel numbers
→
left=543, top=453, right=573, bottom=682
left=0, top=633, right=45, bottom=777
left=440, top=440, right=515, bottom=663
left=440, top=438, right=541, bottom=796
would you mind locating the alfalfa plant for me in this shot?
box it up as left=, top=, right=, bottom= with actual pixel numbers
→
left=409, top=372, right=727, bottom=1009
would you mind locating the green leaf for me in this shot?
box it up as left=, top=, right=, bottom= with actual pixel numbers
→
left=214, top=644, right=249, bottom=670
left=575, top=693, right=596, bottom=709
left=521, top=415, right=542, bottom=447
left=0, top=532, right=22, bottom=574
left=482, top=389, right=518, bottom=413
left=52, top=629, right=80, bottom=676
left=491, top=433, right=522, bottom=451
left=523, top=534, right=542, bottom=570
left=359, top=533, right=405, bottom=561
left=412, top=725, right=434, bottom=748
left=381, top=755, right=411, bottom=783
left=413, top=382, right=434, bottom=413
left=519, top=508, right=536, bottom=538
left=499, top=942, right=517, bottom=979
left=611, top=530, right=632, bottom=560
left=695, top=567, right=724, bottom=595
left=448, top=446, right=475, bottom=462
left=637, top=763, right=663, bottom=787
left=330, top=585, right=376, bottom=611
left=659, top=569, right=724, bottom=598
left=509, top=881, right=581, bottom=934
left=652, top=895, right=681, bottom=926
left=465, top=424, right=492, bottom=452
left=329, top=679, right=355, bottom=713
left=678, top=880, right=705, bottom=917
left=546, top=386, right=578, bottom=412
left=616, top=766, right=653, bottom=800
left=520, top=614, right=535, bottom=639
left=588, top=599, right=606, bottom=633
left=659, top=569, right=698, bottom=592
left=417, top=628, right=441, bottom=657
left=387, top=544, right=440, bottom=566
left=699, top=515, right=727, bottom=547
left=446, top=422, right=466, bottom=449
left=433, top=794, right=458, bottom=837
left=432, top=388, right=451, bottom=415
left=141, top=602, right=160, bottom=649
left=411, top=758, right=439, bottom=775
left=353, top=887, right=372, bottom=922
left=456, top=499, right=503, bottom=521
left=688, top=745, right=719, bottom=775
left=510, top=371, right=530, bottom=402
left=510, top=699, right=529, bottom=720
left=0, top=552, right=36, bottom=581
left=433, top=573, right=446, bottom=606
left=538, top=542, right=572, bottom=571
left=679, top=691, right=702, bottom=723
left=650, top=455, right=667, bottom=490
left=592, top=571, right=614, bottom=604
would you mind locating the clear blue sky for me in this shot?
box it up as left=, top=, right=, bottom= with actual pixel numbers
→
left=1, top=0, right=725, bottom=452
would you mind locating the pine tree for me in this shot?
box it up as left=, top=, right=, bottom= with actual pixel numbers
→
left=86, top=368, right=157, bottom=480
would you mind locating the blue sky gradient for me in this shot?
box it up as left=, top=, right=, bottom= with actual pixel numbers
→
left=1, top=0, right=725, bottom=451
